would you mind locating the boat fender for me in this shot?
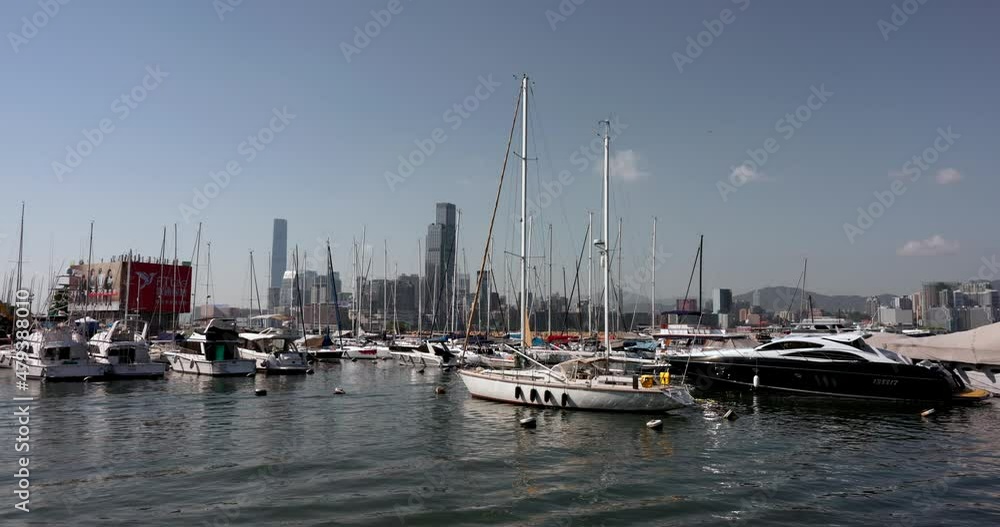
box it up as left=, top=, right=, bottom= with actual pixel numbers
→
left=514, top=386, right=524, bottom=400
left=752, top=375, right=760, bottom=389
left=632, top=375, right=639, bottom=390
left=529, top=389, right=540, bottom=403
left=544, top=391, right=555, bottom=405
left=561, top=393, right=569, bottom=407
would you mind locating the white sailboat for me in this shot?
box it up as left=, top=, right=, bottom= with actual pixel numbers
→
left=89, top=319, right=166, bottom=379
left=459, top=76, right=695, bottom=412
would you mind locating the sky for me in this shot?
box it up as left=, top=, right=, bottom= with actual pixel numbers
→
left=1, top=0, right=997, bottom=306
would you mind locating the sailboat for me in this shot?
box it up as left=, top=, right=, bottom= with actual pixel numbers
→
left=459, top=76, right=695, bottom=412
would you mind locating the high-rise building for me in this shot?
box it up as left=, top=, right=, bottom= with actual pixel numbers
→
left=269, top=219, right=288, bottom=308
left=921, top=282, right=953, bottom=323
left=425, top=203, right=457, bottom=326
left=751, top=289, right=761, bottom=308
left=712, top=288, right=732, bottom=315
left=893, top=296, right=913, bottom=310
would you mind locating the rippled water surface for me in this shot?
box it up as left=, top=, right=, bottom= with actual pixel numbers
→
left=1, top=361, right=998, bottom=526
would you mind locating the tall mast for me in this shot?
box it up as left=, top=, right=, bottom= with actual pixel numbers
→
left=698, top=234, right=704, bottom=314
left=86, top=220, right=94, bottom=321
left=417, top=239, right=423, bottom=336
left=15, top=202, right=24, bottom=293
left=486, top=236, right=493, bottom=335
left=601, top=119, right=611, bottom=358
left=547, top=223, right=552, bottom=335
left=451, top=209, right=462, bottom=334
left=651, top=217, right=656, bottom=331
left=617, top=217, right=623, bottom=332
left=519, top=74, right=529, bottom=348
left=587, top=211, right=593, bottom=335
left=124, top=250, right=132, bottom=321
left=172, top=224, right=178, bottom=329
left=393, top=262, right=398, bottom=335
left=190, top=222, right=202, bottom=319
left=383, top=239, right=388, bottom=333
left=204, top=242, right=212, bottom=317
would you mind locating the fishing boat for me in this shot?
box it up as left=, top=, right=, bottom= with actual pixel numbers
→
left=458, top=76, right=695, bottom=412
left=238, top=328, right=309, bottom=374
left=163, top=318, right=255, bottom=376
left=670, top=332, right=990, bottom=404
left=88, top=319, right=166, bottom=379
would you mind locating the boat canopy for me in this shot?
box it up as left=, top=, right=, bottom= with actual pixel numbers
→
left=867, top=322, right=1000, bottom=366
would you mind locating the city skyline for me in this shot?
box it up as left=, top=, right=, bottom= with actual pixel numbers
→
left=2, top=1, right=998, bottom=307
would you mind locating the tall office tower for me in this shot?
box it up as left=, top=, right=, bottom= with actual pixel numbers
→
left=921, top=282, right=952, bottom=323
left=751, top=289, right=761, bottom=308
left=424, top=203, right=457, bottom=327
left=269, top=218, right=288, bottom=309
left=712, top=288, right=733, bottom=315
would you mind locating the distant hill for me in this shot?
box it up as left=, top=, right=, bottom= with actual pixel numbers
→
left=734, top=286, right=894, bottom=314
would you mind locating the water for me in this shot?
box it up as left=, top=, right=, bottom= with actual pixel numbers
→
left=1, top=361, right=998, bottom=526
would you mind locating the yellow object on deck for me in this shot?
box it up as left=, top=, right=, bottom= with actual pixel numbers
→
left=954, top=388, right=991, bottom=402
left=639, top=375, right=654, bottom=388
left=659, top=371, right=671, bottom=385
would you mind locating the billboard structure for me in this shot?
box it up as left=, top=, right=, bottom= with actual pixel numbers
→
left=68, top=259, right=192, bottom=314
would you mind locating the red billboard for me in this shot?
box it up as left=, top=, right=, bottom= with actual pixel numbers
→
left=69, top=260, right=192, bottom=313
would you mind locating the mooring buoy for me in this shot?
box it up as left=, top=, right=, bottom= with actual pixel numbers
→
left=921, top=408, right=936, bottom=417
left=646, top=419, right=664, bottom=430
left=724, top=409, right=739, bottom=421
left=334, top=387, right=346, bottom=395
left=306, top=368, right=315, bottom=375
left=435, top=386, right=446, bottom=395
left=245, top=372, right=255, bottom=377
left=255, top=389, right=267, bottom=396
left=519, top=417, right=537, bottom=428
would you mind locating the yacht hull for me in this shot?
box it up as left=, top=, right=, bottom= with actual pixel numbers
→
left=458, top=369, right=693, bottom=412
left=669, top=358, right=965, bottom=403
left=238, top=349, right=309, bottom=374
left=164, top=353, right=255, bottom=376
left=107, top=363, right=166, bottom=379
left=28, top=362, right=108, bottom=381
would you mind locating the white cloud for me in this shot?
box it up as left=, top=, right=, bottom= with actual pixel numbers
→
left=935, top=168, right=961, bottom=185
left=730, top=164, right=769, bottom=184
left=600, top=149, right=648, bottom=182
left=897, top=235, right=960, bottom=256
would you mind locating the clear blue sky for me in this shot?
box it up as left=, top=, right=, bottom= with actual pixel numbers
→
left=2, top=0, right=997, bottom=305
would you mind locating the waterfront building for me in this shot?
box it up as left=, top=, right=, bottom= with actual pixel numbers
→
left=712, top=288, right=733, bottom=315
left=269, top=218, right=288, bottom=309
left=878, top=307, right=914, bottom=327
left=424, top=203, right=457, bottom=327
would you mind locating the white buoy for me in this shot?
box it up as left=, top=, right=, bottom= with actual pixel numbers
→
left=246, top=372, right=255, bottom=377
left=306, top=369, right=315, bottom=374
left=255, top=389, right=267, bottom=396
left=921, top=408, right=936, bottom=417
left=435, top=386, right=446, bottom=395
left=724, top=409, right=739, bottom=421
left=519, top=417, right=537, bottom=428
left=83, top=376, right=93, bottom=383
left=646, top=419, right=663, bottom=430
left=334, top=387, right=346, bottom=395
left=752, top=375, right=760, bottom=389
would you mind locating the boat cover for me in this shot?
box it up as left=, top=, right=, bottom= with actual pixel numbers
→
left=867, top=322, right=1000, bottom=366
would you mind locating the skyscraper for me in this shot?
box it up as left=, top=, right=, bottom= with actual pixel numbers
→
left=269, top=218, right=287, bottom=309
left=712, top=288, right=732, bottom=315
left=425, top=203, right=457, bottom=326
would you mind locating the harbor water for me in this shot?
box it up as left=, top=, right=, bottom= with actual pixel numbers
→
left=1, top=361, right=998, bottom=526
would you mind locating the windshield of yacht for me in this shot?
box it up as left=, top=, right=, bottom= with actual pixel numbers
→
left=702, top=337, right=757, bottom=350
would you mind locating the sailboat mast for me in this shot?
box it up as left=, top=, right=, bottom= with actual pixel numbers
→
left=651, top=217, right=656, bottom=331
left=698, top=234, right=704, bottom=314
left=417, top=239, right=423, bottom=336
left=16, top=202, right=24, bottom=293
left=617, top=217, right=622, bottom=332
left=547, top=223, right=552, bottom=335
left=191, top=222, right=202, bottom=319
left=124, top=250, right=132, bottom=321
left=519, top=74, right=529, bottom=348
left=602, top=119, right=611, bottom=357
left=587, top=211, right=593, bottom=335
left=451, top=209, right=462, bottom=334
left=86, top=220, right=94, bottom=322
left=172, top=224, right=178, bottom=329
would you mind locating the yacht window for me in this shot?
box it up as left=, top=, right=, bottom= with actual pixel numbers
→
left=759, top=340, right=819, bottom=351
left=787, top=350, right=866, bottom=361
left=825, top=338, right=877, bottom=354
left=181, top=341, right=203, bottom=353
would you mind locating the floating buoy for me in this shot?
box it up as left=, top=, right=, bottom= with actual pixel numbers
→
left=83, top=376, right=93, bottom=382
left=752, top=374, right=760, bottom=389
left=646, top=419, right=664, bottom=430
left=334, top=387, right=346, bottom=395
left=724, top=409, right=739, bottom=421
left=246, top=372, right=255, bottom=377
left=519, top=417, right=537, bottom=428
left=435, top=386, right=446, bottom=395
left=306, top=369, right=315, bottom=375
left=255, top=389, right=267, bottom=396
left=351, top=358, right=358, bottom=362
left=417, top=368, right=425, bottom=374
left=921, top=408, right=936, bottom=417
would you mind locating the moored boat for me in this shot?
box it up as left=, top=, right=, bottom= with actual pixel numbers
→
left=163, top=318, right=255, bottom=376
left=89, top=319, right=166, bottom=379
